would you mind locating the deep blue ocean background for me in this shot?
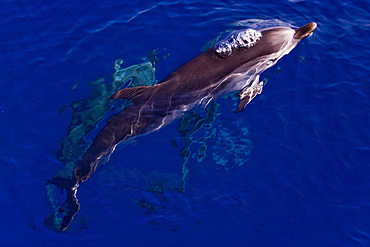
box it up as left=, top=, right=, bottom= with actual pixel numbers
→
left=1, top=0, right=369, bottom=246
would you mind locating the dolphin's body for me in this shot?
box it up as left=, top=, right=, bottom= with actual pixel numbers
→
left=48, top=22, right=317, bottom=232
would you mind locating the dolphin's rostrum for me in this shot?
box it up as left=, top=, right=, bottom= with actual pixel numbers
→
left=47, top=22, right=317, bottom=232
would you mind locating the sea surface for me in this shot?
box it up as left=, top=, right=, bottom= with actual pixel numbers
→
left=1, top=0, right=369, bottom=246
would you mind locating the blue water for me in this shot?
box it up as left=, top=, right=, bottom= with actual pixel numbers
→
left=1, top=0, right=369, bottom=246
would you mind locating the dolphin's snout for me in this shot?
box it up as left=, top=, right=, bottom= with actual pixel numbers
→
left=294, top=22, right=317, bottom=40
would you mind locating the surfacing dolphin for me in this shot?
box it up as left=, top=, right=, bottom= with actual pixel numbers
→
left=47, top=22, right=317, bottom=232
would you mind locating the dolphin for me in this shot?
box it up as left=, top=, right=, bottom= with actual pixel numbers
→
left=47, top=22, right=317, bottom=232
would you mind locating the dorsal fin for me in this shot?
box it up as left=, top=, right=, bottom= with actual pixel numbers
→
left=109, top=85, right=156, bottom=104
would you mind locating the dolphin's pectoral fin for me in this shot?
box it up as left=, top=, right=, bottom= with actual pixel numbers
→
left=236, top=77, right=263, bottom=113
left=109, top=85, right=157, bottom=104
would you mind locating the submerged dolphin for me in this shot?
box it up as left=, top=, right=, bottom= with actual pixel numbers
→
left=48, top=22, right=317, bottom=231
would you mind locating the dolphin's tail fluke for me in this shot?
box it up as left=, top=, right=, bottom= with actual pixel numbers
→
left=44, top=176, right=80, bottom=232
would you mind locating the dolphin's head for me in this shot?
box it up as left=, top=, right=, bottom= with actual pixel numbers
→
left=214, top=22, right=317, bottom=70
left=257, top=22, right=317, bottom=67
left=260, top=22, right=317, bottom=52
